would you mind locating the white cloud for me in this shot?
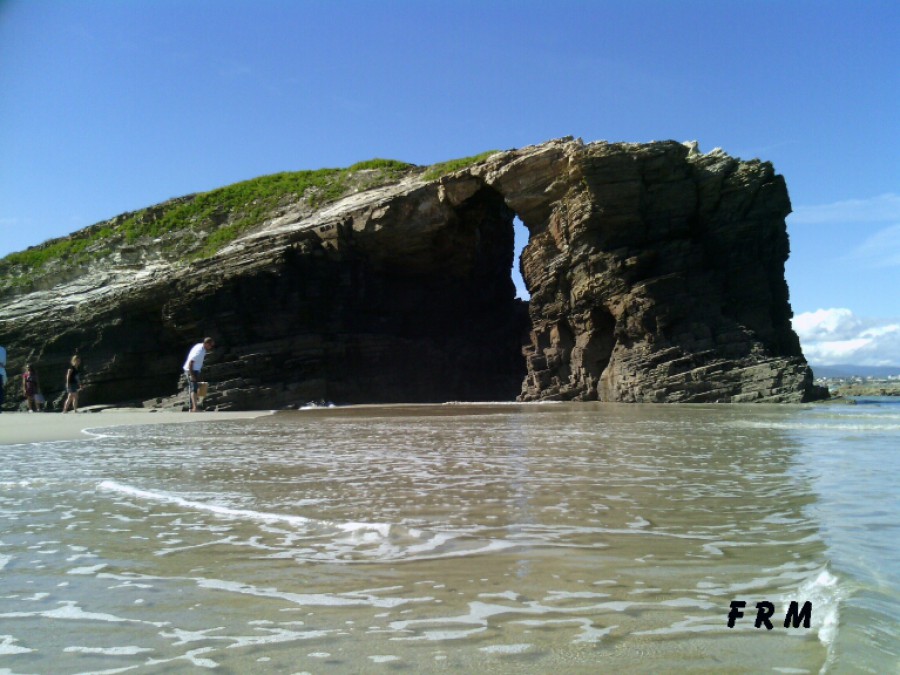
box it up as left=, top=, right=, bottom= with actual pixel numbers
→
left=793, top=308, right=900, bottom=366
left=862, top=324, right=900, bottom=339
left=850, top=223, right=900, bottom=268
left=790, top=194, right=900, bottom=268
left=790, top=193, right=900, bottom=225
left=793, top=308, right=860, bottom=340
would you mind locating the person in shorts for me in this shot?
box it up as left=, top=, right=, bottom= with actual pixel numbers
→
left=22, top=364, right=40, bottom=412
left=182, top=337, right=215, bottom=412
left=62, top=354, right=83, bottom=413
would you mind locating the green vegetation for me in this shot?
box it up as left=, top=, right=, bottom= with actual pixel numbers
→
left=0, top=150, right=500, bottom=294
left=0, top=159, right=415, bottom=288
left=1, top=233, right=96, bottom=271
left=130, top=164, right=414, bottom=256
left=348, top=158, right=414, bottom=172
left=421, top=150, right=500, bottom=181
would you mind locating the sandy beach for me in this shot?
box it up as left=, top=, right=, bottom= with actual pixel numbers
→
left=0, top=409, right=273, bottom=445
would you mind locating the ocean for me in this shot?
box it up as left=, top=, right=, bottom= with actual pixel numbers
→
left=0, top=400, right=897, bottom=673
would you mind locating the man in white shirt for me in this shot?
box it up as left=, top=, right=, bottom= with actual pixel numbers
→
left=182, top=337, right=215, bottom=412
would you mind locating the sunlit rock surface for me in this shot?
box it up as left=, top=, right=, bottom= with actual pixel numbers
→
left=0, top=138, right=825, bottom=409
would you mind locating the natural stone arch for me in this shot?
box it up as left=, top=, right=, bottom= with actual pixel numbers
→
left=0, top=137, right=825, bottom=409
left=469, top=138, right=824, bottom=403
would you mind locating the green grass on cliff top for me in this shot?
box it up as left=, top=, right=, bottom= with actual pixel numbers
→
left=3, top=159, right=412, bottom=268
left=0, top=152, right=500, bottom=291
left=421, top=150, right=498, bottom=181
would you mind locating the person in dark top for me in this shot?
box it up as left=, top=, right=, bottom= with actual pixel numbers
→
left=23, top=364, right=40, bottom=412
left=62, top=355, right=83, bottom=413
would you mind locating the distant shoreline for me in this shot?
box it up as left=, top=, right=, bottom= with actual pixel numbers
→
left=0, top=409, right=273, bottom=445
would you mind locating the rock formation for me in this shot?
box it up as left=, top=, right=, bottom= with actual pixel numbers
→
left=0, top=138, right=826, bottom=410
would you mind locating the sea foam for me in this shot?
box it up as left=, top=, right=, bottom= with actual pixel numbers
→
left=96, top=480, right=513, bottom=563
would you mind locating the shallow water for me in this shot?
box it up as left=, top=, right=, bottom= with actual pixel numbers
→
left=0, top=401, right=897, bottom=673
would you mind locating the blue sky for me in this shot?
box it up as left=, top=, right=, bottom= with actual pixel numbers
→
left=1, top=0, right=898, bottom=365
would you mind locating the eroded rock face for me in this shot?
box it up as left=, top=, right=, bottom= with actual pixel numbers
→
left=0, top=138, right=825, bottom=410
left=477, top=140, right=822, bottom=403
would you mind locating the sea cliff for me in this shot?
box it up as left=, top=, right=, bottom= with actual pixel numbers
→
left=0, top=138, right=827, bottom=410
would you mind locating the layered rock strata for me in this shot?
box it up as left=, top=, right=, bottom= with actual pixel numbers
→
left=0, top=138, right=826, bottom=410
left=486, top=140, right=822, bottom=403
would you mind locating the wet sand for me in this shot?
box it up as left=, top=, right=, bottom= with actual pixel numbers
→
left=0, top=402, right=845, bottom=672
left=0, top=408, right=273, bottom=445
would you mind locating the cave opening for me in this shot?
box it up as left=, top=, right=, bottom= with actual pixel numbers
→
left=512, top=216, right=531, bottom=301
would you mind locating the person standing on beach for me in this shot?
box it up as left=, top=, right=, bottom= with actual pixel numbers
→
left=0, top=345, right=7, bottom=413
left=182, top=337, right=215, bottom=412
left=22, top=364, right=40, bottom=412
left=62, top=355, right=83, bottom=413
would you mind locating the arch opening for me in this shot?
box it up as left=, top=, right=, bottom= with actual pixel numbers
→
left=512, top=216, right=531, bottom=301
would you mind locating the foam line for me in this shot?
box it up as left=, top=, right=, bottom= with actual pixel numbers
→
left=96, top=481, right=526, bottom=564
left=98, top=480, right=319, bottom=529
left=97, top=480, right=407, bottom=540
